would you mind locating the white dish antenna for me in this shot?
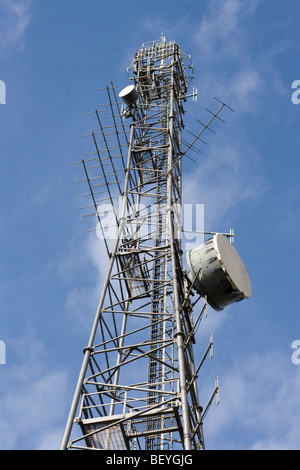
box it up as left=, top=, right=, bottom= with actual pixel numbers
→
left=119, top=85, right=139, bottom=105
left=187, top=233, right=251, bottom=311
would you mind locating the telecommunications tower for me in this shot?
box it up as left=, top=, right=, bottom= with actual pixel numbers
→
left=61, top=35, right=251, bottom=451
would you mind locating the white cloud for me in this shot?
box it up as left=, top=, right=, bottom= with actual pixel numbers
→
left=189, top=0, right=288, bottom=114
left=193, top=0, right=259, bottom=58
left=35, top=427, right=66, bottom=450
left=61, top=231, right=110, bottom=333
left=203, top=352, right=300, bottom=449
left=0, top=0, right=33, bottom=54
left=182, top=137, right=268, bottom=231
left=0, top=328, right=68, bottom=450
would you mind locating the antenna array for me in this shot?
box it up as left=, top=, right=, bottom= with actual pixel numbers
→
left=61, top=35, right=235, bottom=451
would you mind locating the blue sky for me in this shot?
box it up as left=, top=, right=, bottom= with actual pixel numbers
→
left=0, top=0, right=300, bottom=450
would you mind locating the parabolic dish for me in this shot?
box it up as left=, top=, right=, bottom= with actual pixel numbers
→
left=118, top=85, right=139, bottom=105
left=186, top=233, right=251, bottom=311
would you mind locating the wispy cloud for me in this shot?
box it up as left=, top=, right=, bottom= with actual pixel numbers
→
left=204, top=352, right=300, bottom=449
left=0, top=327, right=68, bottom=449
left=193, top=0, right=259, bottom=58
left=190, top=0, right=264, bottom=111
left=0, top=0, right=33, bottom=55
left=182, top=136, right=268, bottom=232
left=61, top=231, right=110, bottom=333
left=195, top=0, right=292, bottom=114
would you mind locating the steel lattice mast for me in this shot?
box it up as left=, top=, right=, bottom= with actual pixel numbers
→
left=60, top=35, right=242, bottom=451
